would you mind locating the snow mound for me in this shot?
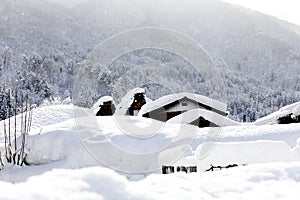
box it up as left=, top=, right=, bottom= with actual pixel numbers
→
left=138, top=92, right=227, bottom=117
left=0, top=167, right=134, bottom=200
left=196, top=140, right=300, bottom=170
left=1, top=103, right=300, bottom=185
left=115, top=88, right=152, bottom=115
left=0, top=104, right=80, bottom=137
left=255, top=101, right=300, bottom=125
left=167, top=108, right=240, bottom=127
left=23, top=117, right=99, bottom=169
left=1, top=162, right=300, bottom=199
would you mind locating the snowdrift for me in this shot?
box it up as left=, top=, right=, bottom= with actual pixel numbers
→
left=196, top=140, right=300, bottom=170
left=1, top=162, right=300, bottom=199
left=1, top=104, right=300, bottom=183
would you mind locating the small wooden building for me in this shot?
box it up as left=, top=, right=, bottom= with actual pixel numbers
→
left=278, top=113, right=300, bottom=124
left=114, top=88, right=151, bottom=116
left=94, top=96, right=116, bottom=116
left=254, top=102, right=300, bottom=125
left=96, top=100, right=116, bottom=116
left=128, top=93, right=147, bottom=116
left=139, top=93, right=228, bottom=122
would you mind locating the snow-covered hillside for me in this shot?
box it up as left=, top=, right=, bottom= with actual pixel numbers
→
left=0, top=104, right=300, bottom=199
left=1, top=0, right=300, bottom=122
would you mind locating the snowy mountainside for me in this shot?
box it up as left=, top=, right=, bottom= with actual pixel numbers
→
left=0, top=0, right=300, bottom=121
left=72, top=0, right=300, bottom=82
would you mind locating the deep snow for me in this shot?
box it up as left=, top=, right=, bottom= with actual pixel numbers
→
left=0, top=104, right=300, bottom=199
left=1, top=162, right=300, bottom=200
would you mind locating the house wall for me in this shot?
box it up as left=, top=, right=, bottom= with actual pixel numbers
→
left=143, top=97, right=227, bottom=123
left=278, top=114, right=300, bottom=124
left=165, top=99, right=202, bottom=113
left=128, top=93, right=146, bottom=116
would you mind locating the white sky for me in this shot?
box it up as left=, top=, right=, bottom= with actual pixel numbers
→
left=221, top=0, right=300, bottom=25
left=48, top=0, right=300, bottom=26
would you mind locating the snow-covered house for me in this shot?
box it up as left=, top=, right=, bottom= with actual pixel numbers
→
left=138, top=93, right=227, bottom=122
left=168, top=108, right=240, bottom=128
left=115, top=88, right=152, bottom=116
left=255, top=101, right=300, bottom=125
left=93, top=96, right=116, bottom=116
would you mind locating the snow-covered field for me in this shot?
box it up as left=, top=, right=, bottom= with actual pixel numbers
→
left=1, top=162, right=300, bottom=200
left=0, top=104, right=300, bottom=199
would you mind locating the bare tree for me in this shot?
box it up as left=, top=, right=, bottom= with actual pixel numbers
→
left=1, top=90, right=33, bottom=169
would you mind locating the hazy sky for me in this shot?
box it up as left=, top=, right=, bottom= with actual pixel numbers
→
left=48, top=0, right=300, bottom=26
left=222, top=0, right=300, bottom=25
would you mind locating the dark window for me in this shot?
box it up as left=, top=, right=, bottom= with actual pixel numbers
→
left=181, top=102, right=188, bottom=106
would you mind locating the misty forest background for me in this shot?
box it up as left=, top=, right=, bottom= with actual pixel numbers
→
left=0, top=0, right=300, bottom=122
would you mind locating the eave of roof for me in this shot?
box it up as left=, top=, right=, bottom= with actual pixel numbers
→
left=139, top=93, right=227, bottom=116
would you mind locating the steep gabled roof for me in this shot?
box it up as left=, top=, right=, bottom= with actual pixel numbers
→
left=167, top=108, right=240, bottom=127
left=255, top=101, right=300, bottom=125
left=92, top=96, right=114, bottom=115
left=115, top=88, right=152, bottom=115
left=92, top=96, right=114, bottom=109
left=138, top=93, right=227, bottom=116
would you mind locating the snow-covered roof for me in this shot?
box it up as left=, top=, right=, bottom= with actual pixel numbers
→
left=255, top=101, right=300, bottom=125
left=167, top=108, right=240, bottom=127
left=114, top=88, right=152, bottom=115
left=92, top=96, right=114, bottom=110
left=292, top=105, right=300, bottom=117
left=138, top=93, right=227, bottom=117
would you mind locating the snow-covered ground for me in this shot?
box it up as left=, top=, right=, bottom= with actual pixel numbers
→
left=0, top=104, right=300, bottom=199
left=1, top=162, right=300, bottom=199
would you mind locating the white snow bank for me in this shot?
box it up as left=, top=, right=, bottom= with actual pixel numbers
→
left=1, top=162, right=300, bottom=199
left=167, top=108, right=240, bottom=127
left=3, top=114, right=199, bottom=178
left=211, top=123, right=300, bottom=148
left=195, top=140, right=300, bottom=170
left=115, top=88, right=152, bottom=115
left=255, top=101, right=300, bottom=125
left=1, top=104, right=300, bottom=184
left=138, top=92, right=227, bottom=117
left=0, top=167, right=135, bottom=200
left=0, top=104, right=85, bottom=137
left=25, top=120, right=96, bottom=167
